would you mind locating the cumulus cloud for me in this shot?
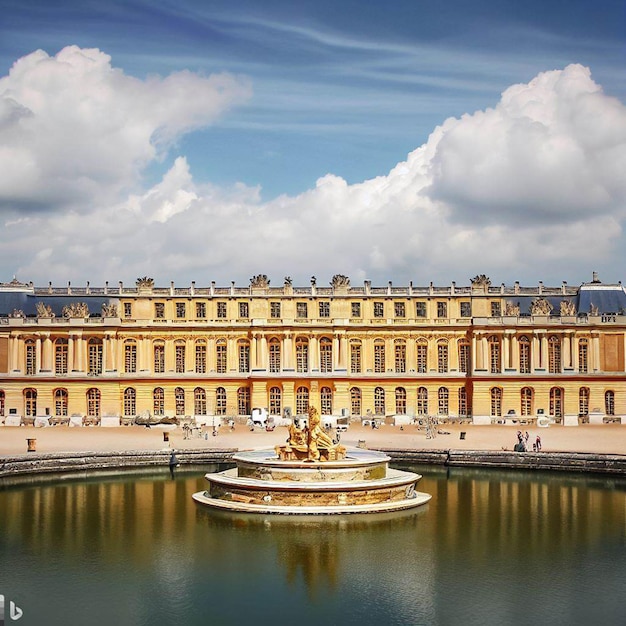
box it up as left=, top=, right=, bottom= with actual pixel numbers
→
left=1, top=54, right=625, bottom=287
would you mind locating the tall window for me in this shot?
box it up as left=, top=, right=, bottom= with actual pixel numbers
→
left=196, top=302, right=206, bottom=319
left=238, top=341, right=250, bottom=373
left=124, top=302, right=132, bottom=318
left=458, top=340, right=470, bottom=374
left=395, top=387, right=407, bottom=415
left=437, top=302, right=447, bottom=318
left=269, top=339, right=281, bottom=373
left=175, top=342, right=186, bottom=374
left=175, top=387, right=185, bottom=416
left=579, top=387, right=590, bottom=416
left=296, top=338, right=308, bottom=373
left=458, top=387, right=468, bottom=417
left=153, top=387, right=164, bottom=416
left=194, top=387, right=206, bottom=415
left=519, top=336, right=531, bottom=373
left=605, top=390, right=615, bottom=416
left=490, top=387, right=502, bottom=417
left=237, top=387, right=250, bottom=415
left=416, top=340, right=428, bottom=373
left=319, top=302, right=330, bottom=318
left=216, top=387, right=227, bottom=415
left=548, top=336, right=561, bottom=374
left=296, top=386, right=309, bottom=415
left=54, top=388, right=68, bottom=416
left=521, top=387, right=533, bottom=416
left=269, top=386, right=282, bottom=416
left=24, top=388, right=37, bottom=417
left=373, top=302, right=384, bottom=318
left=320, top=338, right=332, bottom=373
left=395, top=341, right=406, bottom=373
left=489, top=335, right=501, bottom=374
left=438, top=387, right=449, bottom=416
left=0, top=390, right=5, bottom=416
left=216, top=339, right=227, bottom=374
left=491, top=302, right=501, bottom=317
left=176, top=302, right=186, bottom=319
left=460, top=302, right=471, bottom=318
left=395, top=302, right=406, bottom=318
left=415, top=302, right=427, bottom=318
left=417, top=387, right=428, bottom=416
left=55, top=339, right=68, bottom=375
left=154, top=302, right=165, bottom=319
left=25, top=340, right=36, bottom=375
left=123, top=388, right=136, bottom=416
left=125, top=341, right=137, bottom=373
left=351, top=302, right=361, bottom=318
left=195, top=341, right=206, bottom=374
left=88, top=339, right=103, bottom=375
left=374, top=341, right=385, bottom=374
left=153, top=342, right=165, bottom=373
left=350, top=387, right=362, bottom=416
left=87, top=388, right=100, bottom=417
left=550, top=387, right=563, bottom=418
left=297, top=302, right=308, bottom=318
left=374, top=387, right=385, bottom=415
left=217, top=302, right=227, bottom=318
left=437, top=340, right=448, bottom=373
left=270, top=302, right=281, bottom=318
left=350, top=342, right=362, bottom=374
left=238, top=302, right=248, bottom=319
left=578, top=339, right=588, bottom=373
left=321, top=386, right=333, bottom=415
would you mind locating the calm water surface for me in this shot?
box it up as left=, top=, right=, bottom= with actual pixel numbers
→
left=1, top=464, right=625, bottom=626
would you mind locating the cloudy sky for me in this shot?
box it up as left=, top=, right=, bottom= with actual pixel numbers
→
left=0, top=0, right=625, bottom=289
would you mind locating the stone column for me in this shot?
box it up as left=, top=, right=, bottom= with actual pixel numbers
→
left=42, top=333, right=52, bottom=372
left=283, top=333, right=293, bottom=370
left=35, top=337, right=42, bottom=374
left=592, top=332, right=601, bottom=372
left=309, top=335, right=318, bottom=371
left=260, top=334, right=268, bottom=371
left=251, top=334, right=259, bottom=370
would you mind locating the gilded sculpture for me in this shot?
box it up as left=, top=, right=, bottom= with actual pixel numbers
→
left=560, top=300, right=576, bottom=316
left=101, top=303, right=118, bottom=317
left=36, top=301, right=55, bottom=318
left=530, top=297, right=553, bottom=315
left=62, top=302, right=89, bottom=318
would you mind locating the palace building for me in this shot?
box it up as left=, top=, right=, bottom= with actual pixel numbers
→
left=0, top=272, right=625, bottom=427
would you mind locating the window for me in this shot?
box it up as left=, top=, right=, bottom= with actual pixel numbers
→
left=194, top=387, right=206, bottom=415
left=460, top=302, right=471, bottom=317
left=196, top=302, right=206, bottom=319
left=320, top=338, right=332, bottom=373
left=175, top=387, right=185, bottom=416
left=605, top=390, right=615, bottom=416
left=25, top=340, right=36, bottom=375
left=458, top=387, right=468, bottom=417
left=155, top=302, right=165, bottom=319
left=321, top=386, right=332, bottom=415
left=24, top=388, right=37, bottom=417
left=123, top=388, right=136, bottom=416
left=373, top=302, right=384, bottom=318
left=458, top=340, right=470, bottom=374
left=395, top=341, right=406, bottom=373
left=195, top=341, right=206, bottom=374
left=578, top=339, right=588, bottom=373
left=238, top=341, right=250, bottom=373
left=438, top=387, right=449, bottom=416
left=319, top=302, right=330, bottom=318
left=521, top=387, right=533, bottom=416
left=550, top=387, right=563, bottom=418
left=437, top=340, right=448, bottom=374
left=238, top=302, right=249, bottom=319
left=176, top=302, right=186, bottom=319
left=269, top=339, right=281, bottom=373
left=417, top=387, right=428, bottom=415
left=153, top=342, right=165, bottom=373
left=395, top=387, right=407, bottom=414
left=490, top=387, right=502, bottom=417
left=237, top=387, right=250, bottom=415
left=87, top=388, right=100, bottom=417
left=0, top=390, right=4, bottom=416
left=350, top=387, right=361, bottom=416
left=216, top=387, right=227, bottom=415
left=269, top=386, right=282, bottom=416
left=88, top=339, right=103, bottom=375
left=217, top=302, right=227, bottom=319
left=548, top=336, right=561, bottom=374
left=216, top=339, right=227, bottom=373
left=296, top=302, right=308, bottom=318
left=296, top=386, right=309, bottom=415
left=54, top=388, right=68, bottom=416
left=519, top=336, right=531, bottom=373
left=351, top=302, right=361, bottom=318
left=491, top=302, right=501, bottom=317
left=124, top=302, right=132, bottom=318
left=374, top=341, right=385, bottom=373
left=395, top=302, right=406, bottom=318
left=415, top=302, right=427, bottom=318
left=296, top=337, right=308, bottom=373
left=270, top=302, right=281, bottom=318
left=350, top=342, right=362, bottom=374
left=153, top=387, right=164, bottom=416
left=175, top=342, right=185, bottom=373
left=579, top=387, right=590, bottom=416
left=437, top=302, right=447, bottom=318
left=489, top=335, right=501, bottom=374
left=374, top=387, right=385, bottom=415
left=125, top=342, right=137, bottom=373
left=55, top=339, right=68, bottom=375
left=416, top=340, right=428, bottom=373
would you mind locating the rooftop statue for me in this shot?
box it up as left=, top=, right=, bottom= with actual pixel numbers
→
left=36, top=302, right=55, bottom=318
left=331, top=274, right=350, bottom=288
left=530, top=297, right=553, bottom=315
left=136, top=276, right=154, bottom=288
left=62, top=302, right=89, bottom=318
left=560, top=300, right=576, bottom=316
left=250, top=274, right=270, bottom=288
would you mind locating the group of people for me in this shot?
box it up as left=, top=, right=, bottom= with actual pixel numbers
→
left=515, top=430, right=542, bottom=452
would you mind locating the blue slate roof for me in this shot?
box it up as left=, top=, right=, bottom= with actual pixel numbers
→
left=0, top=292, right=114, bottom=317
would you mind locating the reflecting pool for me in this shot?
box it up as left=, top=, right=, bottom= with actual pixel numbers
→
left=1, top=464, right=625, bottom=626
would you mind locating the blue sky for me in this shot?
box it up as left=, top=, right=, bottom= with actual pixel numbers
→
left=0, top=0, right=625, bottom=287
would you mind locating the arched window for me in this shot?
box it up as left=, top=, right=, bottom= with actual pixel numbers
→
left=521, top=387, right=533, bottom=416
left=153, top=387, right=164, bottom=416
left=488, top=336, right=500, bottom=374
left=25, top=339, right=36, bottom=375
left=153, top=341, right=165, bottom=374
left=548, top=336, right=561, bottom=374
left=438, top=387, right=449, bottom=416
left=238, top=340, right=250, bottom=373
left=578, top=339, right=588, bottom=373
left=458, top=387, right=468, bottom=417
left=296, top=338, right=308, bottom=373
left=175, top=341, right=186, bottom=374
left=519, top=336, right=531, bottom=374
left=269, top=338, right=281, bottom=373
left=86, top=388, right=100, bottom=417
left=195, top=340, right=206, bottom=374
left=350, top=341, right=362, bottom=374
left=175, top=387, right=185, bottom=416
left=88, top=338, right=103, bottom=375
left=269, top=386, right=282, bottom=416
left=320, top=338, right=333, bottom=373
left=350, top=387, right=361, bottom=416
left=437, top=340, right=449, bottom=374
left=125, top=340, right=137, bottom=373
left=395, top=387, right=407, bottom=415
left=24, top=388, right=37, bottom=416
left=194, top=387, right=206, bottom=415
left=216, top=387, right=227, bottom=415
left=416, top=339, right=428, bottom=373
left=54, top=388, right=68, bottom=416
left=605, top=390, right=615, bottom=416
left=579, top=387, right=590, bottom=417
left=374, top=340, right=385, bottom=374
left=320, top=386, right=333, bottom=415
left=490, top=387, right=502, bottom=417
left=458, top=340, right=470, bottom=374
left=123, top=388, right=136, bottom=416
left=296, top=386, right=309, bottom=415
left=55, top=338, right=68, bottom=375
left=395, top=340, right=406, bottom=373
left=550, top=387, right=563, bottom=418
left=237, top=387, right=250, bottom=415
left=417, top=387, right=428, bottom=416
left=374, top=387, right=385, bottom=415
left=216, top=339, right=227, bottom=374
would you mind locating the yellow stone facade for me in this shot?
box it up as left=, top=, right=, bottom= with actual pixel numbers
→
left=0, top=274, right=624, bottom=425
